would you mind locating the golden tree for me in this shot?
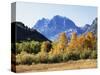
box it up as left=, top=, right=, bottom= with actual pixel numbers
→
left=68, top=32, right=78, bottom=51
left=58, top=32, right=68, bottom=50
left=70, top=32, right=77, bottom=43
left=77, top=35, right=85, bottom=50
left=52, top=32, right=68, bottom=55
left=38, top=41, right=49, bottom=63
left=85, top=32, right=96, bottom=50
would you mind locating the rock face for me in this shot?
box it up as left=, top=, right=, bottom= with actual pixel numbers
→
left=84, top=18, right=97, bottom=36
left=11, top=22, right=50, bottom=42
left=33, top=15, right=95, bottom=40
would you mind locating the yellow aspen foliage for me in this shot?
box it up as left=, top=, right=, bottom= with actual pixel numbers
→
left=68, top=32, right=78, bottom=51
left=85, top=32, right=96, bottom=50
left=41, top=41, right=51, bottom=52
left=77, top=35, right=85, bottom=50
left=78, top=35, right=85, bottom=44
left=70, top=32, right=77, bottom=43
left=51, top=32, right=68, bottom=55
left=57, top=32, right=68, bottom=51
left=85, top=32, right=95, bottom=41
left=37, top=42, right=49, bottom=63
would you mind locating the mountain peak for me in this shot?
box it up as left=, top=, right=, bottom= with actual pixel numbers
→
left=83, top=24, right=90, bottom=29
left=41, top=17, right=49, bottom=21
left=53, top=15, right=64, bottom=18
left=85, top=24, right=90, bottom=27
left=33, top=15, right=78, bottom=40
left=33, top=16, right=96, bottom=41
left=85, top=18, right=97, bottom=36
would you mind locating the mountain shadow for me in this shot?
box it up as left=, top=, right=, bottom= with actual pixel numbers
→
left=11, top=22, right=51, bottom=42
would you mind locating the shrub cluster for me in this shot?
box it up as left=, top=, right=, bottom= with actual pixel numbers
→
left=16, top=41, right=41, bottom=54
left=15, top=32, right=97, bottom=65
left=16, top=51, right=34, bottom=65
left=16, top=49, right=97, bottom=65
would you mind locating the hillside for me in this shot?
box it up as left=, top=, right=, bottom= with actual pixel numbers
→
left=11, top=22, right=50, bottom=42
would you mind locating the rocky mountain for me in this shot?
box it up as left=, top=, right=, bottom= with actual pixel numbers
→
left=85, top=18, right=97, bottom=36
left=33, top=15, right=90, bottom=40
left=11, top=22, right=50, bottom=42
left=33, top=15, right=97, bottom=41
left=81, top=24, right=90, bottom=32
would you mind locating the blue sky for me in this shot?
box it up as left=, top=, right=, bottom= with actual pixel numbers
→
left=16, top=2, right=97, bottom=28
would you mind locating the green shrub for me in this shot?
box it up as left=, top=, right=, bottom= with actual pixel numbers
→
left=68, top=51, right=80, bottom=60
left=33, top=54, right=40, bottom=64
left=80, top=50, right=92, bottom=59
left=39, top=52, right=48, bottom=63
left=16, top=41, right=41, bottom=54
left=16, top=54, right=21, bottom=65
left=48, top=54, right=63, bottom=63
left=48, top=50, right=81, bottom=63
left=62, top=53, right=70, bottom=61
left=28, top=41, right=41, bottom=54
left=16, top=43, right=22, bottom=54
left=62, top=50, right=80, bottom=61
left=90, top=50, right=97, bottom=59
left=47, top=55, right=54, bottom=63
left=33, top=52, right=48, bottom=64
left=16, top=51, right=34, bottom=65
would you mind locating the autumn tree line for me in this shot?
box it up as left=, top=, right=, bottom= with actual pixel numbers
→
left=16, top=32, right=97, bottom=65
